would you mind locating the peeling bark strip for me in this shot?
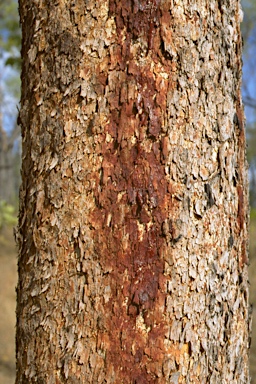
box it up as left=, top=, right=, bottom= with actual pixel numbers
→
left=17, top=0, right=250, bottom=383
left=91, top=3, right=173, bottom=380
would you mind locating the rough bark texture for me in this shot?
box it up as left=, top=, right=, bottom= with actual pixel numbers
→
left=16, top=0, right=250, bottom=383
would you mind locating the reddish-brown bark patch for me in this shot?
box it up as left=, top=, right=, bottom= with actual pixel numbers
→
left=89, top=2, right=175, bottom=380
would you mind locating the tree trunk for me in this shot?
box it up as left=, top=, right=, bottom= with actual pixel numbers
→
left=16, top=1, right=250, bottom=383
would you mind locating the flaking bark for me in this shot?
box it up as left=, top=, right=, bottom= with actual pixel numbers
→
left=16, top=0, right=250, bottom=383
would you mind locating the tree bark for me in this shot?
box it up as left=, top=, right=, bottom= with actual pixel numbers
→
left=16, top=0, right=250, bottom=383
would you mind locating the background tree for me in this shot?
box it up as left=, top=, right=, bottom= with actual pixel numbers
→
left=0, top=0, right=21, bottom=207
left=16, top=0, right=250, bottom=383
left=241, top=0, right=256, bottom=208
left=242, top=0, right=256, bottom=109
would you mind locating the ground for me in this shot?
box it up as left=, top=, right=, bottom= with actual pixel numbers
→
left=0, top=223, right=256, bottom=383
left=249, top=217, right=256, bottom=383
left=0, top=226, right=16, bottom=384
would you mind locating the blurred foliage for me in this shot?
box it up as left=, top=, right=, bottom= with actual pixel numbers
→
left=0, top=0, right=21, bottom=208
left=0, top=0, right=21, bottom=69
left=247, top=125, right=256, bottom=164
left=5, top=73, right=20, bottom=100
left=0, top=200, right=17, bottom=230
left=250, top=207, right=256, bottom=220
left=0, top=0, right=21, bottom=111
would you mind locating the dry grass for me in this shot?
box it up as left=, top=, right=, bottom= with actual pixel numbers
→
left=249, top=215, right=256, bottom=383
left=0, top=226, right=17, bottom=384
